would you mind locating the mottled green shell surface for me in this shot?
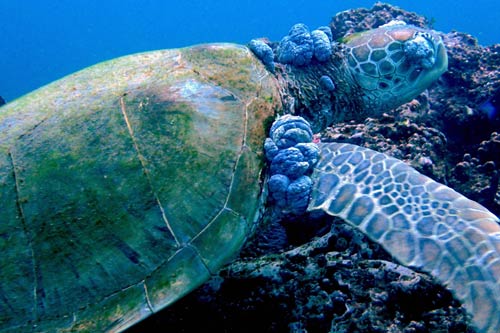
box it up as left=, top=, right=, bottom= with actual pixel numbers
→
left=0, top=44, right=279, bottom=332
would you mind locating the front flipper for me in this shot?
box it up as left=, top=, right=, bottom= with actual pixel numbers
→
left=308, top=142, right=500, bottom=333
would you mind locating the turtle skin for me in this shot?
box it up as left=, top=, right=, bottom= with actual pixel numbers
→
left=266, top=116, right=500, bottom=333
left=309, top=143, right=500, bottom=333
left=0, top=44, right=279, bottom=332
left=342, top=21, right=448, bottom=115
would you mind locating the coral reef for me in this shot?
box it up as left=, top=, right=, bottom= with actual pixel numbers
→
left=126, top=2, right=499, bottom=333
left=329, top=2, right=429, bottom=41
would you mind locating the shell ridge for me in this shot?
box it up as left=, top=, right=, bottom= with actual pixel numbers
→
left=142, top=281, right=154, bottom=314
left=78, top=246, right=209, bottom=331
left=189, top=92, right=263, bottom=245
left=188, top=101, right=249, bottom=249
left=7, top=149, right=38, bottom=326
left=119, top=95, right=180, bottom=247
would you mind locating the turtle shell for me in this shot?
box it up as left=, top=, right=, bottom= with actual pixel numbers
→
left=0, top=43, right=279, bottom=331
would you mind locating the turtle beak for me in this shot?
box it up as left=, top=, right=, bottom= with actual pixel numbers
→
left=433, top=38, right=448, bottom=75
left=412, top=33, right=448, bottom=91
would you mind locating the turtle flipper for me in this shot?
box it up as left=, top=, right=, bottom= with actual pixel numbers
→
left=308, top=142, right=500, bottom=333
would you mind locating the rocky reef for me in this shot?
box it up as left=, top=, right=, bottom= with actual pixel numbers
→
left=127, top=2, right=499, bottom=333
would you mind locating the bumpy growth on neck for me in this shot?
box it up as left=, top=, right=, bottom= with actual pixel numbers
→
left=250, top=21, right=448, bottom=131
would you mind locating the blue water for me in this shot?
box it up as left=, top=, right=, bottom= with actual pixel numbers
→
left=1, top=0, right=498, bottom=101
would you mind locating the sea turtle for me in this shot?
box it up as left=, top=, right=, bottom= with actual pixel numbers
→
left=0, top=19, right=498, bottom=333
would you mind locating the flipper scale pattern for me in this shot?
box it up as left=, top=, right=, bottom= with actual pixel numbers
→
left=308, top=142, right=500, bottom=333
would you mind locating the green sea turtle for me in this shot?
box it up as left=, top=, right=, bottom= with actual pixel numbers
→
left=0, top=19, right=498, bottom=333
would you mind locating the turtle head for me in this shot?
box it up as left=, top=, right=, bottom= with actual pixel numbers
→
left=342, top=21, right=448, bottom=113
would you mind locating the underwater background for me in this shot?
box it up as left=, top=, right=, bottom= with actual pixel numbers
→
left=1, top=2, right=500, bottom=332
left=0, top=0, right=498, bottom=102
